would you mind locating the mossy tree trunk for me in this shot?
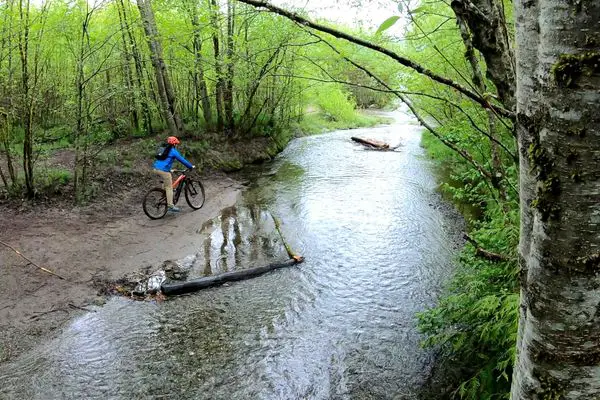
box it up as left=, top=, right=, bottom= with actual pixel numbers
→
left=450, top=0, right=516, bottom=111
left=511, top=0, right=600, bottom=398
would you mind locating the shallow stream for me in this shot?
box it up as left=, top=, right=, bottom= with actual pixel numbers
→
left=0, top=111, right=463, bottom=399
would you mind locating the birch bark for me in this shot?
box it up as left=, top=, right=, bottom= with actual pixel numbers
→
left=511, top=0, right=600, bottom=398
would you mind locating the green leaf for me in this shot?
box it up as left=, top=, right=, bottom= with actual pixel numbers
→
left=409, top=6, right=426, bottom=14
left=397, top=2, right=403, bottom=13
left=375, top=16, right=400, bottom=35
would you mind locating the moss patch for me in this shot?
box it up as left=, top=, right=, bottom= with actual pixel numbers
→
left=552, top=52, right=600, bottom=88
left=527, top=137, right=562, bottom=222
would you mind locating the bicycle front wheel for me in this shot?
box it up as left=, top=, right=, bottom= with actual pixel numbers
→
left=184, top=179, right=205, bottom=210
left=143, top=188, right=168, bottom=219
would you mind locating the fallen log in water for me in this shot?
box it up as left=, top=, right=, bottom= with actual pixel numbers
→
left=351, top=136, right=400, bottom=151
left=161, top=258, right=303, bottom=296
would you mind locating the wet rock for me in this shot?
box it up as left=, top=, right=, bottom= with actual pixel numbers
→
left=132, top=281, right=147, bottom=297
left=131, top=269, right=166, bottom=296
left=146, top=270, right=166, bottom=294
left=87, top=296, right=107, bottom=307
left=162, top=260, right=190, bottom=281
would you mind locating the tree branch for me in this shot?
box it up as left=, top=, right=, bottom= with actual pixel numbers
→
left=0, top=240, right=66, bottom=280
left=296, top=30, right=500, bottom=186
left=463, top=234, right=510, bottom=262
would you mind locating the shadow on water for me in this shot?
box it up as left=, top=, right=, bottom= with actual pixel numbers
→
left=0, top=110, right=465, bottom=400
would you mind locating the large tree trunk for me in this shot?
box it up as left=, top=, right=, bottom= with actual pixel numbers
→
left=136, top=0, right=181, bottom=136
left=511, top=0, right=600, bottom=398
left=455, top=11, right=509, bottom=204
left=450, top=0, right=516, bottom=111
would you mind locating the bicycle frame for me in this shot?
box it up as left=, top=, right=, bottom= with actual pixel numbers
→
left=171, top=170, right=188, bottom=205
left=143, top=167, right=204, bottom=219
left=172, top=173, right=185, bottom=189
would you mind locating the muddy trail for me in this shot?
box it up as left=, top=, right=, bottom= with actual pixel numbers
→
left=0, top=173, right=243, bottom=363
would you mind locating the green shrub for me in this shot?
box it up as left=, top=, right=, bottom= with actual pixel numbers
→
left=37, top=168, right=72, bottom=195
left=315, top=86, right=359, bottom=123
left=419, top=130, right=520, bottom=400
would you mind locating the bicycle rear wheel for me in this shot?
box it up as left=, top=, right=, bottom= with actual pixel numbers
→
left=143, top=188, right=168, bottom=219
left=184, top=179, right=205, bottom=209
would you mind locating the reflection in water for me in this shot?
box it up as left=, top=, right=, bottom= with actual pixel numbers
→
left=0, top=111, right=463, bottom=399
left=195, top=205, right=287, bottom=278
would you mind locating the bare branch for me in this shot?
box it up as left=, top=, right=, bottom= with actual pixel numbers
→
left=0, top=240, right=66, bottom=280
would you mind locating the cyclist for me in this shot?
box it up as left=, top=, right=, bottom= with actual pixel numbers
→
left=153, top=136, right=194, bottom=213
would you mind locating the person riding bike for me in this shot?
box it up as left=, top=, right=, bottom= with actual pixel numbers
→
left=153, top=136, right=194, bottom=213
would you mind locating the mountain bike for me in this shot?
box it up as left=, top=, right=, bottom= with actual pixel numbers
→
left=142, top=168, right=205, bottom=219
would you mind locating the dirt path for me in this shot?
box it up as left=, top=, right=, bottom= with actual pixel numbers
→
left=0, top=173, right=243, bottom=363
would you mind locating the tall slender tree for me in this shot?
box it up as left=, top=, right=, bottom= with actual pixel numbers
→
left=188, top=1, right=212, bottom=128
left=208, top=0, right=224, bottom=132
left=17, top=0, right=34, bottom=197
left=136, top=0, right=181, bottom=135
left=223, top=0, right=235, bottom=133
left=118, top=0, right=152, bottom=135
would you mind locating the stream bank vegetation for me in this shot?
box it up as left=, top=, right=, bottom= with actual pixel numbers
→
left=397, top=1, right=519, bottom=398
left=0, top=0, right=394, bottom=205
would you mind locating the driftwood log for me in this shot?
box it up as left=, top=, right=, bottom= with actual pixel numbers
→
left=351, top=136, right=401, bottom=151
left=351, top=136, right=389, bottom=148
left=161, top=258, right=303, bottom=296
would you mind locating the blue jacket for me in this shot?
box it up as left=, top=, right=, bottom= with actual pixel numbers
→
left=153, top=146, right=193, bottom=172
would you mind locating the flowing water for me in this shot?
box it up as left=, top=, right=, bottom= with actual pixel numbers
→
left=0, top=111, right=463, bottom=399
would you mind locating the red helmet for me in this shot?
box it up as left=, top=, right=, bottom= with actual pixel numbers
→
left=167, top=136, right=180, bottom=145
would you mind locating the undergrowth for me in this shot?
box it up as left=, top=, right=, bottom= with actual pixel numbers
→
left=418, top=131, right=520, bottom=400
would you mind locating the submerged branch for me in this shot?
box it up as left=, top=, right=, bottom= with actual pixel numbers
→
left=269, top=211, right=303, bottom=261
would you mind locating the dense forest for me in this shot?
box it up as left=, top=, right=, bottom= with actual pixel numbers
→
left=0, top=0, right=396, bottom=201
left=1, top=0, right=599, bottom=398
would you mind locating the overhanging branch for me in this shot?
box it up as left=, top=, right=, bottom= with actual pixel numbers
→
left=235, top=0, right=514, bottom=119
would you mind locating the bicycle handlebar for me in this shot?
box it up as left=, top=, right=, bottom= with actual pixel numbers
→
left=170, top=167, right=195, bottom=174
